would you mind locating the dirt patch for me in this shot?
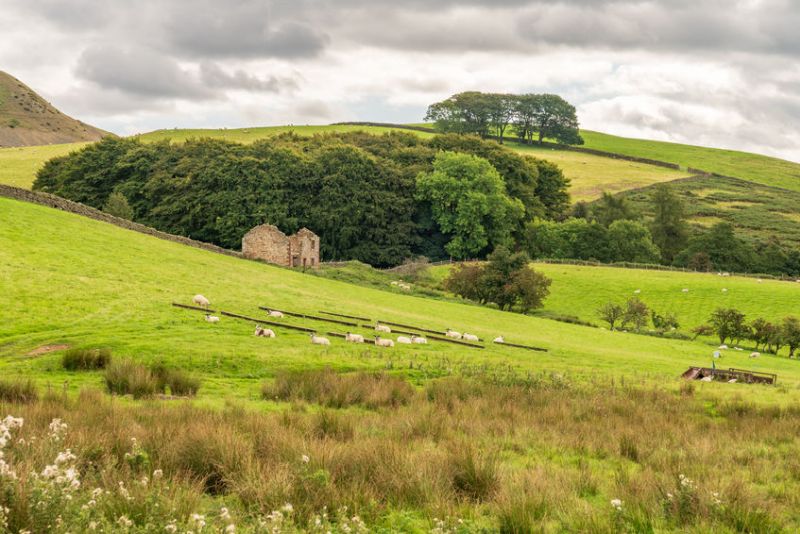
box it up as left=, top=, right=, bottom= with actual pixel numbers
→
left=26, top=344, right=70, bottom=357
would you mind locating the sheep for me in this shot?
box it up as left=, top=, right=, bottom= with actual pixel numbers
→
left=750, top=352, right=760, bottom=358
left=398, top=283, right=411, bottom=291
left=721, top=288, right=728, bottom=293
left=193, top=294, right=210, bottom=308
left=310, top=333, right=330, bottom=346
left=757, top=279, right=763, bottom=283
left=722, top=272, right=730, bottom=277
left=734, top=347, right=743, bottom=351
left=254, top=326, right=276, bottom=338
left=267, top=310, right=285, bottom=318
left=390, top=281, right=399, bottom=286
left=375, top=323, right=392, bottom=333
left=445, top=329, right=462, bottom=339
left=463, top=333, right=479, bottom=342
left=681, top=288, right=689, bottom=293
left=397, top=336, right=412, bottom=344
left=375, top=336, right=394, bottom=347
left=718, top=344, right=728, bottom=350
left=701, top=376, right=713, bottom=382
left=204, top=314, right=220, bottom=323
left=728, top=379, right=737, bottom=383
left=713, top=351, right=722, bottom=359
left=633, top=289, right=641, bottom=294
left=345, top=332, right=365, bottom=343
left=493, top=336, right=505, bottom=344
left=411, top=335, right=427, bottom=344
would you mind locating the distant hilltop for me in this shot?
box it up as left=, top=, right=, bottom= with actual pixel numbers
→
left=0, top=71, right=110, bottom=147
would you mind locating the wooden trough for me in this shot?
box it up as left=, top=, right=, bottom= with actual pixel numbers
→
left=319, top=310, right=372, bottom=322
left=259, top=306, right=359, bottom=327
left=326, top=332, right=378, bottom=345
left=172, top=302, right=217, bottom=313
left=681, top=366, right=777, bottom=385
left=220, top=311, right=316, bottom=333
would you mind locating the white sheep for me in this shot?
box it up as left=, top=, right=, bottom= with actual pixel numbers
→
left=718, top=344, right=728, bottom=349
left=390, top=281, right=399, bottom=286
left=681, top=288, right=689, bottom=293
left=734, top=347, right=743, bottom=351
left=375, top=323, right=392, bottom=333
left=757, top=279, right=763, bottom=283
left=463, top=333, right=479, bottom=342
left=254, top=326, right=276, bottom=338
left=398, top=283, right=411, bottom=290
left=396, top=336, right=412, bottom=344
left=411, top=335, right=427, bottom=344
left=713, top=351, right=722, bottom=359
left=204, top=314, right=220, bottom=323
left=193, top=294, right=210, bottom=308
left=375, top=336, right=394, bottom=347
left=345, top=332, right=365, bottom=343
left=310, top=333, right=330, bottom=346
left=722, top=288, right=728, bottom=293
left=493, top=336, right=505, bottom=344
left=701, top=376, right=713, bottom=382
left=268, top=310, right=285, bottom=318
left=446, top=329, right=462, bottom=339
left=722, top=272, right=730, bottom=277
left=750, top=352, right=760, bottom=358
left=633, top=289, right=641, bottom=294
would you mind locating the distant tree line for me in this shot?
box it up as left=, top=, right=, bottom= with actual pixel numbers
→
left=526, top=186, right=800, bottom=276
left=33, top=132, right=570, bottom=267
left=426, top=92, right=583, bottom=146
left=693, top=308, right=800, bottom=358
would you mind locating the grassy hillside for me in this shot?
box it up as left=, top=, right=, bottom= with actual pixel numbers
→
left=0, top=71, right=109, bottom=147
left=582, top=130, right=800, bottom=193
left=0, top=142, right=87, bottom=188
left=430, top=262, right=800, bottom=334
left=616, top=175, right=800, bottom=246
left=3, top=196, right=800, bottom=400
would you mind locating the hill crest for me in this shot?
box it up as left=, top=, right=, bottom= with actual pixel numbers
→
left=0, top=71, right=110, bottom=147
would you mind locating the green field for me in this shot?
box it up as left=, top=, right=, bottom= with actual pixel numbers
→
left=431, top=262, right=800, bottom=336
left=581, top=130, right=800, bottom=192
left=3, top=196, right=800, bottom=400
left=0, top=142, right=87, bottom=188
left=616, top=175, right=800, bottom=246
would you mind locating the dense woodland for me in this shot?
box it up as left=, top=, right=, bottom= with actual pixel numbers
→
left=33, top=132, right=569, bottom=267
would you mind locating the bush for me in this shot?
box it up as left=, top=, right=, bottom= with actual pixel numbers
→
left=152, top=364, right=201, bottom=397
left=104, top=359, right=157, bottom=399
left=448, top=446, right=499, bottom=501
left=62, top=347, right=112, bottom=371
left=0, top=379, right=38, bottom=403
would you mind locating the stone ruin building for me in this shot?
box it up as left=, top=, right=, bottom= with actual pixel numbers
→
left=241, top=224, right=320, bottom=269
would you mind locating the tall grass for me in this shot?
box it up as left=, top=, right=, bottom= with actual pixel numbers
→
left=62, top=347, right=111, bottom=370
left=0, top=379, right=38, bottom=403
left=103, top=359, right=157, bottom=399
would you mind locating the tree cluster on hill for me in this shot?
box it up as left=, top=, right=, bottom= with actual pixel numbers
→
left=528, top=185, right=800, bottom=276
left=443, top=248, right=552, bottom=313
left=695, top=308, right=800, bottom=358
left=33, top=132, right=570, bottom=267
left=426, top=92, right=583, bottom=145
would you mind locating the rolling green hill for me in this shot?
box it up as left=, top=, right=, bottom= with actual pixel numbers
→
left=3, top=196, right=800, bottom=401
left=0, top=142, right=88, bottom=188
left=581, top=130, right=800, bottom=192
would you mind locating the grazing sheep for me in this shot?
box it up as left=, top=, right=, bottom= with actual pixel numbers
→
left=750, top=352, right=760, bottom=358
left=722, top=288, right=728, bottom=293
left=345, top=332, right=365, bottom=343
left=375, top=323, right=392, bottom=333
left=268, top=310, right=285, bottom=318
left=193, top=294, right=210, bottom=308
left=390, top=281, right=399, bottom=286
left=757, top=279, right=763, bottom=283
left=204, top=314, right=220, bottom=323
left=375, top=336, right=394, bottom=347
left=681, top=288, right=689, bottom=293
left=722, top=272, right=730, bottom=277
left=412, top=335, right=427, bottom=344
left=463, top=333, right=479, bottom=342
left=446, top=329, right=462, bottom=339
left=397, top=336, right=412, bottom=344
left=633, top=289, right=641, bottom=294
left=713, top=351, right=722, bottom=359
left=254, top=326, right=276, bottom=338
left=310, top=333, right=330, bottom=346
left=493, top=336, right=505, bottom=344
left=718, top=344, right=728, bottom=350
left=734, top=347, right=743, bottom=351
left=399, top=284, right=411, bottom=291
left=728, top=379, right=737, bottom=383
left=701, top=376, right=713, bottom=382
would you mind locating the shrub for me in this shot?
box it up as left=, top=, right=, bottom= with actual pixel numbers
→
left=104, top=359, right=157, bottom=399
left=102, top=191, right=134, bottom=219
left=0, top=379, right=38, bottom=403
left=151, top=364, right=201, bottom=397
left=62, top=347, right=112, bottom=371
left=448, top=446, right=498, bottom=501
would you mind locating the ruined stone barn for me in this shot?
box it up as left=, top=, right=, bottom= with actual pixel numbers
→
left=241, top=224, right=320, bottom=269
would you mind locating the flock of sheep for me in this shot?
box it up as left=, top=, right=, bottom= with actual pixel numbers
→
left=192, top=294, right=507, bottom=348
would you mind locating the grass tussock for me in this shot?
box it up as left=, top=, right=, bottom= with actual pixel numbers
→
left=261, top=368, right=415, bottom=409
left=104, top=359, right=157, bottom=399
left=0, top=379, right=38, bottom=403
left=152, top=364, right=201, bottom=397
left=61, top=347, right=111, bottom=370
left=0, top=377, right=797, bottom=531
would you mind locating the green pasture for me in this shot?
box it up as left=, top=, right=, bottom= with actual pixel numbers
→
left=2, top=197, right=800, bottom=404
left=0, top=142, right=87, bottom=188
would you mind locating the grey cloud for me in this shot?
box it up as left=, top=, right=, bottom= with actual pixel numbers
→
left=199, top=63, right=299, bottom=93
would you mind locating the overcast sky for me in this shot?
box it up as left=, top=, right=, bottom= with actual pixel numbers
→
left=2, top=0, right=799, bottom=161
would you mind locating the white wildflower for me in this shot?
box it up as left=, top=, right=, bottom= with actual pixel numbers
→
left=153, top=468, right=164, bottom=480
left=117, top=515, right=133, bottom=528
left=220, top=507, right=231, bottom=521
left=48, top=418, right=68, bottom=440
left=301, top=454, right=310, bottom=464
left=190, top=513, right=206, bottom=531
left=164, top=520, right=178, bottom=533
left=610, top=498, right=623, bottom=511
left=281, top=503, right=294, bottom=514
left=224, top=524, right=236, bottom=533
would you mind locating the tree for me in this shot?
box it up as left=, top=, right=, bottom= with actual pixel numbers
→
left=782, top=317, right=800, bottom=358
left=415, top=152, right=524, bottom=259
left=687, top=252, right=713, bottom=272
left=443, top=262, right=486, bottom=303
left=678, top=222, right=755, bottom=273
left=481, top=246, right=531, bottom=310
left=531, top=159, right=571, bottom=219
left=485, top=93, right=516, bottom=143
left=622, top=297, right=650, bottom=331
left=750, top=318, right=780, bottom=353
left=650, top=184, right=688, bottom=263
left=709, top=308, right=748, bottom=345
left=512, top=94, right=583, bottom=145
left=652, top=310, right=679, bottom=331
left=593, top=192, right=636, bottom=227
left=606, top=220, right=660, bottom=263
left=103, top=191, right=134, bottom=220
left=508, top=266, right=552, bottom=313
left=691, top=324, right=714, bottom=340
left=598, top=302, right=625, bottom=331
left=425, top=92, right=493, bottom=137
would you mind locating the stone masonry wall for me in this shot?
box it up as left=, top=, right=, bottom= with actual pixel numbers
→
left=242, top=224, right=290, bottom=265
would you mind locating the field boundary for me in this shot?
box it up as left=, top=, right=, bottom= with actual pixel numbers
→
left=0, top=184, right=242, bottom=258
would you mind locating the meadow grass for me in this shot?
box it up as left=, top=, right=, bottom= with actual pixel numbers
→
left=0, top=142, right=88, bottom=188
left=581, top=130, right=800, bottom=193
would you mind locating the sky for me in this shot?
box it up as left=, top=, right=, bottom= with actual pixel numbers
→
left=2, top=0, right=799, bottom=161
